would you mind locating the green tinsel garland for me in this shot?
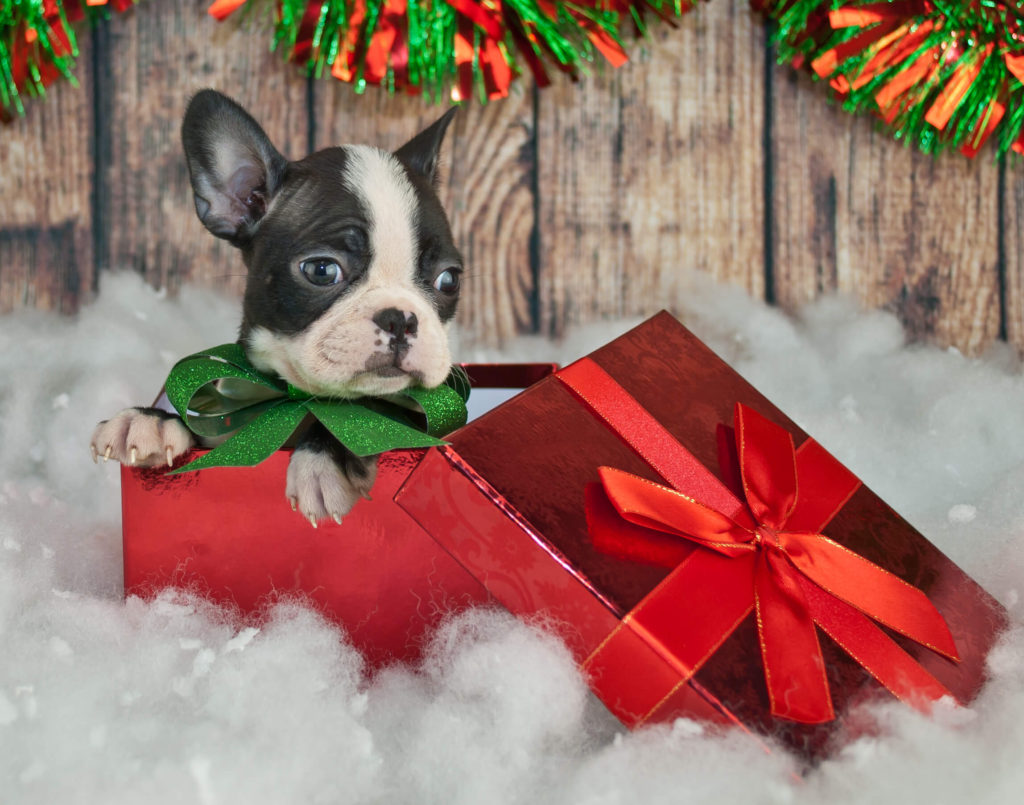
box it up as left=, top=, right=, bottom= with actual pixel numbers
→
left=4, top=0, right=1024, bottom=158
left=759, top=1, right=1024, bottom=157
left=210, top=0, right=690, bottom=103
left=0, top=0, right=136, bottom=121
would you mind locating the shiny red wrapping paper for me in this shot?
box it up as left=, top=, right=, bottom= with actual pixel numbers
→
left=396, top=312, right=1008, bottom=757
left=121, top=363, right=555, bottom=667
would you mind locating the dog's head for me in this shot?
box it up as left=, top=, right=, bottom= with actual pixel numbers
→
left=181, top=89, right=462, bottom=398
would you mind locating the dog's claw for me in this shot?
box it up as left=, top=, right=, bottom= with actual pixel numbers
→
left=90, top=444, right=98, bottom=464
left=308, top=516, right=318, bottom=529
left=289, top=497, right=298, bottom=512
left=286, top=451, right=377, bottom=528
left=91, top=408, right=194, bottom=469
left=361, top=490, right=373, bottom=501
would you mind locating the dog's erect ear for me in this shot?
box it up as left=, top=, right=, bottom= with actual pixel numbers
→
left=394, top=107, right=457, bottom=185
left=181, top=89, right=288, bottom=246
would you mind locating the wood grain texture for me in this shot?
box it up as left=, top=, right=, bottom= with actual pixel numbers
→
left=772, top=67, right=1002, bottom=352
left=1005, top=161, right=1024, bottom=348
left=0, top=34, right=94, bottom=314
left=97, top=0, right=309, bottom=296
left=314, top=82, right=537, bottom=344
left=1, top=3, right=1021, bottom=357
left=535, top=3, right=767, bottom=336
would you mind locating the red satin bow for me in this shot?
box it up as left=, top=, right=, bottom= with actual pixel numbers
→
left=562, top=357, right=961, bottom=725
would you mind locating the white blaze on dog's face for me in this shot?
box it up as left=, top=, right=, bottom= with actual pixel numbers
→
left=181, top=91, right=462, bottom=398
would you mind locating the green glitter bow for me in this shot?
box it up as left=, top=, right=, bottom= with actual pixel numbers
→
left=164, top=343, right=469, bottom=473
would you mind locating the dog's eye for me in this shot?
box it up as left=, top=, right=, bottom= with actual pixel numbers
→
left=300, top=258, right=344, bottom=286
left=433, top=268, right=461, bottom=294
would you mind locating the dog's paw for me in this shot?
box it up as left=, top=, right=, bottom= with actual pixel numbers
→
left=90, top=408, right=195, bottom=468
left=285, top=448, right=378, bottom=527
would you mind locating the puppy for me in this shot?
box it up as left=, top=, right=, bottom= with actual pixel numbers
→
left=91, top=89, right=464, bottom=526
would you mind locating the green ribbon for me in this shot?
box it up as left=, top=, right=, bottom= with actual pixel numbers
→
left=164, top=343, right=470, bottom=474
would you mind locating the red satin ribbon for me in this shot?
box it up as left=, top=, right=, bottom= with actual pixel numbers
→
left=558, top=357, right=960, bottom=725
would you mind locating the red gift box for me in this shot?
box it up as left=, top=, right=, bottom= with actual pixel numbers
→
left=395, top=312, right=1008, bottom=757
left=121, top=363, right=556, bottom=667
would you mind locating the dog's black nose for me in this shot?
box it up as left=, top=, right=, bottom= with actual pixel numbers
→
left=373, top=308, right=418, bottom=338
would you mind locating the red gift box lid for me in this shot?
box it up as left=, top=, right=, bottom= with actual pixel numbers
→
left=396, top=312, right=1009, bottom=757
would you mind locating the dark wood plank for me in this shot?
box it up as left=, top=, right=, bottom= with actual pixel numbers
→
left=441, top=92, right=537, bottom=342
left=97, top=0, right=309, bottom=296
left=0, top=33, right=94, bottom=313
left=535, top=3, right=768, bottom=336
left=1005, top=160, right=1024, bottom=351
left=1, top=2, right=1013, bottom=359
left=772, top=67, right=1002, bottom=354
left=768, top=69, right=847, bottom=304
left=314, top=83, right=537, bottom=344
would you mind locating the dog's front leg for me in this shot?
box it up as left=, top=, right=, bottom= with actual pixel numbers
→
left=286, top=423, right=378, bottom=527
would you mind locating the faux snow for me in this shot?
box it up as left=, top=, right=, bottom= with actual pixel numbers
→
left=1, top=273, right=1022, bottom=803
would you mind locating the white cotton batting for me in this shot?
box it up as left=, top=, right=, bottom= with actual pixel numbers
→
left=0, top=271, right=1021, bottom=804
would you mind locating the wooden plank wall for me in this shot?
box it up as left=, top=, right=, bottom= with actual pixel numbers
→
left=0, top=0, right=1020, bottom=355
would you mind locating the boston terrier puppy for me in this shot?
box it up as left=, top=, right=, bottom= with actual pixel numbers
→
left=90, top=89, right=463, bottom=526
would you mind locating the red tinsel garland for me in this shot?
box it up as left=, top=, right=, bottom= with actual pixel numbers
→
left=759, top=1, right=1024, bottom=157
left=207, top=0, right=684, bottom=103
left=4, top=1, right=1024, bottom=159
left=1, top=0, right=136, bottom=123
